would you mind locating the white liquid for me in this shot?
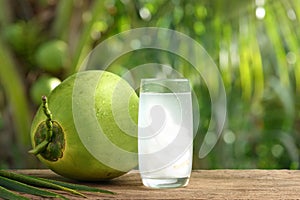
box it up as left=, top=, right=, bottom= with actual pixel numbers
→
left=138, top=92, right=193, bottom=188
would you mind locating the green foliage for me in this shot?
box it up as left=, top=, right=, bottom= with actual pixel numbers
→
left=0, top=0, right=299, bottom=169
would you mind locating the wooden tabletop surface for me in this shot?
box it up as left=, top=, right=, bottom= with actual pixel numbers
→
left=11, top=169, right=300, bottom=199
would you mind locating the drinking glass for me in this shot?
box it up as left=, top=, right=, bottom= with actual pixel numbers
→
left=138, top=78, right=193, bottom=188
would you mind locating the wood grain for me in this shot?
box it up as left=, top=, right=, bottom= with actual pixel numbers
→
left=12, top=169, right=300, bottom=199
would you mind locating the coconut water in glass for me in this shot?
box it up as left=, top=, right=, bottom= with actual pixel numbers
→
left=138, top=78, right=193, bottom=189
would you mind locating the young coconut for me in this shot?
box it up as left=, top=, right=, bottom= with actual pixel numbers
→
left=29, top=70, right=139, bottom=181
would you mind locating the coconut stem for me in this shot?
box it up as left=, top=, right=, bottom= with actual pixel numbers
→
left=28, top=96, right=53, bottom=155
left=42, top=96, right=53, bottom=141
left=28, top=140, right=49, bottom=155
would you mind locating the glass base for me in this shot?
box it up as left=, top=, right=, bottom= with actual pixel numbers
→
left=142, top=177, right=189, bottom=189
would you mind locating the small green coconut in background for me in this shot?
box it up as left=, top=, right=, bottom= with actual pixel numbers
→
left=35, top=39, right=68, bottom=73
left=30, top=75, right=61, bottom=105
left=29, top=70, right=139, bottom=181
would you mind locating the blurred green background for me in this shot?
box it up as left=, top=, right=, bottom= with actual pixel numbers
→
left=0, top=0, right=299, bottom=169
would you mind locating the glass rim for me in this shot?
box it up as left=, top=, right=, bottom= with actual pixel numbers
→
left=140, top=78, right=191, bottom=93
left=141, top=78, right=189, bottom=82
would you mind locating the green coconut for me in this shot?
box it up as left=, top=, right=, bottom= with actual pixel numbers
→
left=29, top=70, right=138, bottom=181
left=30, top=75, right=61, bottom=105
left=35, top=39, right=68, bottom=73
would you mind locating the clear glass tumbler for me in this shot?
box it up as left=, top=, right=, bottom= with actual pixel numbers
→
left=138, top=78, right=193, bottom=189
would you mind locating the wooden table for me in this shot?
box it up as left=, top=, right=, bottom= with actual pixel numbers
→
left=13, top=169, right=300, bottom=199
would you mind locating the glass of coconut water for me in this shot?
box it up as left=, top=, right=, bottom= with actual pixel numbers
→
left=138, top=78, right=193, bottom=188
